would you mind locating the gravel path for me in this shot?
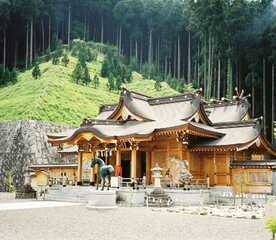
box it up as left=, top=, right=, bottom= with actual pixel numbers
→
left=0, top=205, right=270, bottom=240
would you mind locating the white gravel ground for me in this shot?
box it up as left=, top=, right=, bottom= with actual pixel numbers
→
left=0, top=203, right=270, bottom=240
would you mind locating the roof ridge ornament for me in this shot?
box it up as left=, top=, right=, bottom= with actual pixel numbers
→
left=194, top=88, right=202, bottom=96
left=233, top=87, right=251, bottom=102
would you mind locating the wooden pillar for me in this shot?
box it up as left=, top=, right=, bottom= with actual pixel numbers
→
left=146, top=152, right=151, bottom=184
left=131, top=149, right=137, bottom=179
left=116, top=150, right=121, bottom=166
left=77, top=152, right=83, bottom=185
left=115, top=150, right=122, bottom=176
left=178, top=142, right=184, bottom=160
left=227, top=153, right=231, bottom=186
left=213, top=152, right=217, bottom=185
left=90, top=152, right=95, bottom=184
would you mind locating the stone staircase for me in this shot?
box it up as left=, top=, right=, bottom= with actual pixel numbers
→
left=46, top=186, right=94, bottom=203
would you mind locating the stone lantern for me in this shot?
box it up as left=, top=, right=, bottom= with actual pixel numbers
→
left=151, top=163, right=163, bottom=188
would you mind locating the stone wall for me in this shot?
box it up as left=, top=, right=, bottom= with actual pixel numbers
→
left=0, top=120, right=75, bottom=191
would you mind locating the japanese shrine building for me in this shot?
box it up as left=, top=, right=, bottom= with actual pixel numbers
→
left=48, top=88, right=276, bottom=193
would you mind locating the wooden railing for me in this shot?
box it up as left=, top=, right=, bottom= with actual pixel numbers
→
left=49, top=177, right=76, bottom=186
left=161, top=178, right=209, bottom=189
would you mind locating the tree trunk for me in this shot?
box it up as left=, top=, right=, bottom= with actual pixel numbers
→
left=41, top=18, right=45, bottom=52
left=119, top=25, right=122, bottom=54
left=68, top=3, right=71, bottom=46
left=207, top=33, right=211, bottom=98
left=227, top=57, right=233, bottom=98
left=217, top=58, right=221, bottom=99
left=193, top=59, right=197, bottom=87
left=252, top=84, right=255, bottom=117
left=48, top=15, right=51, bottom=49
left=204, top=36, right=207, bottom=94
left=140, top=38, right=143, bottom=71
left=3, top=29, right=6, bottom=72
left=164, top=56, right=168, bottom=79
left=101, top=15, right=104, bottom=44
left=30, top=18, right=33, bottom=65
left=157, top=39, right=160, bottom=71
left=130, top=38, right=132, bottom=58
left=174, top=42, right=177, bottom=78
left=272, top=64, right=275, bottom=144
left=25, top=24, right=29, bottom=69
left=197, top=43, right=200, bottom=87
left=83, top=14, right=86, bottom=40
left=148, top=29, right=153, bottom=64
left=263, top=58, right=266, bottom=135
left=177, top=35, right=181, bottom=80
left=135, top=39, right=138, bottom=59
left=209, top=36, right=215, bottom=98
left=188, top=31, right=191, bottom=83
left=14, top=41, right=18, bottom=68
left=34, top=23, right=37, bottom=59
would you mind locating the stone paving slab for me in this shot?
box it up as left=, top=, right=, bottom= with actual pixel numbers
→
left=0, top=204, right=270, bottom=240
left=0, top=200, right=81, bottom=211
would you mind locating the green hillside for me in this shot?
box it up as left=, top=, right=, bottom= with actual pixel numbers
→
left=0, top=54, right=179, bottom=125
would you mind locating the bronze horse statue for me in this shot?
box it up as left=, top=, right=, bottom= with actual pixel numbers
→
left=91, top=157, right=114, bottom=191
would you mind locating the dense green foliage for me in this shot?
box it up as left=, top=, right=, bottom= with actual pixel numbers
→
left=0, top=53, right=179, bottom=124
left=101, top=48, right=132, bottom=91
left=0, top=65, right=17, bottom=85
left=0, top=0, right=275, bottom=140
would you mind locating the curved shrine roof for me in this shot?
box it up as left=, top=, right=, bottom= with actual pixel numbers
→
left=204, top=100, right=249, bottom=124
left=48, top=89, right=276, bottom=155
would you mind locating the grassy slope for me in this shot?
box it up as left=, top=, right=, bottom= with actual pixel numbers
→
left=0, top=55, right=178, bottom=125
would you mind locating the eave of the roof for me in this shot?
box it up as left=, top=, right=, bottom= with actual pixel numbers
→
left=30, top=164, right=78, bottom=168
left=230, top=160, right=276, bottom=168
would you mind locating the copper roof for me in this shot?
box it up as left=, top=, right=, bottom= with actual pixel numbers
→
left=47, top=89, right=276, bottom=155
left=190, top=122, right=260, bottom=150
left=107, top=89, right=202, bottom=121
left=204, top=100, right=250, bottom=124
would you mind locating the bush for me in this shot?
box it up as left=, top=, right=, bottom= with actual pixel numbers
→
left=83, top=65, right=91, bottom=85
left=92, top=74, right=100, bottom=88
left=72, top=61, right=83, bottom=84
left=9, top=68, right=17, bottom=83
left=266, top=218, right=276, bottom=240
left=86, top=48, right=97, bottom=62
left=107, top=74, right=116, bottom=91
left=154, top=79, right=161, bottom=91
left=32, top=63, right=41, bottom=79
left=52, top=53, right=60, bottom=65
left=101, top=59, right=109, bottom=78
left=61, top=53, right=69, bottom=67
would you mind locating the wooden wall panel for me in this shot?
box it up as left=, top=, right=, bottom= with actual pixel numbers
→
left=231, top=168, right=272, bottom=193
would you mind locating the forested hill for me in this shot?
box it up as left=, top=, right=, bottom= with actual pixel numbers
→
left=0, top=0, right=276, bottom=142
left=0, top=47, right=179, bottom=125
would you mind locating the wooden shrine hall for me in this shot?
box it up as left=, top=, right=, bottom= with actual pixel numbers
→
left=48, top=88, right=276, bottom=193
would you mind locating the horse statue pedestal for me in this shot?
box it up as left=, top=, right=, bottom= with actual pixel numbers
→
left=86, top=189, right=117, bottom=210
